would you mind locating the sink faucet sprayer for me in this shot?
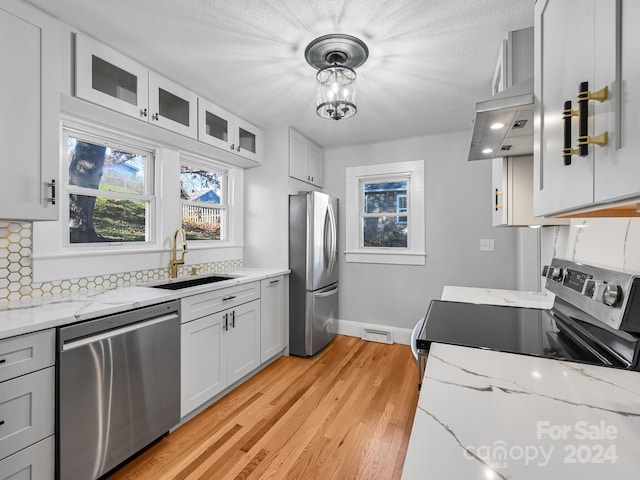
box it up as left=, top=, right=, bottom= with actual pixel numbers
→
left=170, top=228, right=188, bottom=278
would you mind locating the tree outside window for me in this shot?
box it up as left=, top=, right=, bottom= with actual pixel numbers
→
left=361, top=180, right=409, bottom=248
left=66, top=134, right=153, bottom=244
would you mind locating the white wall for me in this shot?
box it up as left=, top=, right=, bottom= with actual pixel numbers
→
left=244, top=126, right=318, bottom=268
left=541, top=218, right=640, bottom=273
left=322, top=130, right=520, bottom=330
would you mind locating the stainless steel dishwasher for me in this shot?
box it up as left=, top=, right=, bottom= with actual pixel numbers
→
left=57, top=300, right=180, bottom=480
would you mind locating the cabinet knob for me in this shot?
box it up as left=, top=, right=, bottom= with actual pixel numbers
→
left=230, top=143, right=235, bottom=151
left=140, top=108, right=148, bottom=118
left=152, top=113, right=159, bottom=121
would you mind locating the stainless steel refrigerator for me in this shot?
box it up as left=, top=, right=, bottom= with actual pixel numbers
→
left=289, top=191, right=339, bottom=356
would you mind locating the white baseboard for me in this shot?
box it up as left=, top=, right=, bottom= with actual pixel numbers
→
left=338, top=319, right=412, bottom=346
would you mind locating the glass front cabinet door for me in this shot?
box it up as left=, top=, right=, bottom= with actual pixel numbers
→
left=198, top=98, right=263, bottom=164
left=76, top=33, right=149, bottom=121
left=148, top=72, right=198, bottom=139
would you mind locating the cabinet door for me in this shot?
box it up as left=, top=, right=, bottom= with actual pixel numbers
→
left=306, top=142, right=323, bottom=187
left=227, top=300, right=261, bottom=385
left=260, top=277, right=285, bottom=363
left=0, top=329, right=54, bottom=383
left=234, top=116, right=263, bottom=164
left=181, top=281, right=260, bottom=323
left=595, top=1, right=640, bottom=203
left=492, top=157, right=508, bottom=226
left=198, top=98, right=234, bottom=151
left=0, top=436, right=54, bottom=480
left=0, top=0, right=58, bottom=221
left=148, top=71, right=198, bottom=139
left=180, top=314, right=227, bottom=417
left=0, top=367, right=54, bottom=461
left=289, top=129, right=308, bottom=182
left=289, top=128, right=323, bottom=186
left=76, top=33, right=149, bottom=121
left=534, top=0, right=595, bottom=215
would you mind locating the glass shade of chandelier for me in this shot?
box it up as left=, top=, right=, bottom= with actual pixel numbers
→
left=305, top=34, right=369, bottom=121
left=316, top=64, right=357, bottom=120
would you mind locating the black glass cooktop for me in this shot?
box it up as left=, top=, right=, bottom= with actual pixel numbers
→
left=416, top=300, right=638, bottom=369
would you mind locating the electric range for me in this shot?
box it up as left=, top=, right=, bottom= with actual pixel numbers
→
left=416, top=258, right=640, bottom=371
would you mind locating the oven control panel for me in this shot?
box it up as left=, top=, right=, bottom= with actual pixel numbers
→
left=543, top=258, right=638, bottom=331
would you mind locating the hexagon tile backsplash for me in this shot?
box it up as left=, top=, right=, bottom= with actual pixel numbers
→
left=0, top=222, right=242, bottom=310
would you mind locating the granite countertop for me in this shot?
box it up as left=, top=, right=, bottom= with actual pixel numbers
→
left=0, top=268, right=289, bottom=339
left=441, top=286, right=555, bottom=309
left=402, top=343, right=640, bottom=479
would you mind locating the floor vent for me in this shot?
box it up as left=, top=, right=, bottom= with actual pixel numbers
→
left=361, top=328, right=393, bottom=344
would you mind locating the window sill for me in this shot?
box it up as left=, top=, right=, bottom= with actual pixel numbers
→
left=344, top=250, right=426, bottom=266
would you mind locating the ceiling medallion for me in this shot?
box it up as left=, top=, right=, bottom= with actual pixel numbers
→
left=305, top=34, right=369, bottom=121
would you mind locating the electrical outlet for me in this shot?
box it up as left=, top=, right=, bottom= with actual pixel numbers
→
left=480, top=238, right=495, bottom=252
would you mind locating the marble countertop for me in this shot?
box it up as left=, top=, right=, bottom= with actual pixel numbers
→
left=402, top=343, right=640, bottom=479
left=441, top=286, right=555, bottom=309
left=0, top=268, right=289, bottom=339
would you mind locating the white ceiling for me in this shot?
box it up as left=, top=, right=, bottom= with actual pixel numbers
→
left=25, top=0, right=534, bottom=148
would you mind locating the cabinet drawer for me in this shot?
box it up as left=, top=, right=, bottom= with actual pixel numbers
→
left=0, top=435, right=54, bottom=480
left=0, top=330, right=54, bottom=383
left=0, top=367, right=54, bottom=461
left=181, top=282, right=260, bottom=323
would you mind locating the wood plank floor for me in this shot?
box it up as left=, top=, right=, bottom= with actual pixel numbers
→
left=108, top=335, right=419, bottom=480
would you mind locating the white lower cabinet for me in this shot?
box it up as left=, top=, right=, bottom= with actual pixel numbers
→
left=0, top=329, right=55, bottom=476
left=180, top=311, right=227, bottom=417
left=260, top=276, right=285, bottom=363
left=180, top=289, right=261, bottom=418
left=0, top=368, right=54, bottom=461
left=0, top=436, right=54, bottom=480
left=226, top=300, right=261, bottom=385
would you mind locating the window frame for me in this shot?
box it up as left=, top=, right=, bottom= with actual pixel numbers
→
left=61, top=126, right=157, bottom=249
left=345, top=160, right=425, bottom=265
left=179, top=154, right=229, bottom=243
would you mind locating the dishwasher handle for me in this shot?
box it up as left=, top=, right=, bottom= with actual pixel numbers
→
left=62, top=313, right=179, bottom=352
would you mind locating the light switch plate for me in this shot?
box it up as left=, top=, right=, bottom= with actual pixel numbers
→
left=480, top=238, right=495, bottom=252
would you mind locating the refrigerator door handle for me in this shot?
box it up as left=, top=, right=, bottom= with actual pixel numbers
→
left=314, top=285, right=339, bottom=298
left=324, top=202, right=337, bottom=275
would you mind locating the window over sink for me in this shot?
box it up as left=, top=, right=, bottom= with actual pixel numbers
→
left=180, top=157, right=228, bottom=241
left=65, top=130, right=154, bottom=244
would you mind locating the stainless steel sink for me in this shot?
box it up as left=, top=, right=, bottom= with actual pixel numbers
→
left=150, top=275, right=236, bottom=290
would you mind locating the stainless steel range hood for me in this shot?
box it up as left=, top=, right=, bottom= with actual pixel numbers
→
left=468, top=77, right=534, bottom=161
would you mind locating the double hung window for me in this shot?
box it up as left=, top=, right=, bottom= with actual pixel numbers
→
left=346, top=160, right=425, bottom=265
left=64, top=130, right=154, bottom=245
left=180, top=159, right=228, bottom=241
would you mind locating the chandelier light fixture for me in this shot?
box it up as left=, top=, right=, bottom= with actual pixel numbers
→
left=305, top=34, right=369, bottom=120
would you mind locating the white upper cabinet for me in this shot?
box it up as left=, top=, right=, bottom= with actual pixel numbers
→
left=289, top=128, right=323, bottom=187
left=76, top=33, right=262, bottom=160
left=534, top=0, right=640, bottom=217
left=148, top=71, right=198, bottom=138
left=596, top=1, right=640, bottom=204
left=492, top=156, right=567, bottom=227
left=198, top=98, right=263, bottom=163
left=77, top=34, right=197, bottom=139
left=76, top=33, right=149, bottom=121
left=0, top=0, right=59, bottom=221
